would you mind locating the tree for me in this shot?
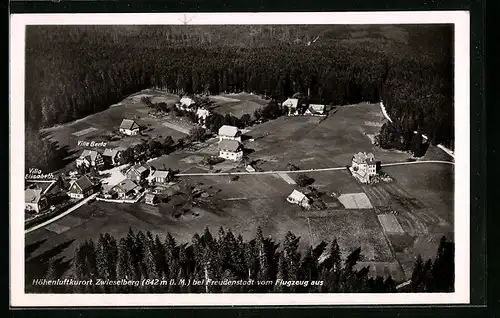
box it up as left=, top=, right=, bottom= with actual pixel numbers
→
left=240, top=114, right=252, bottom=127
left=189, top=126, right=206, bottom=142
left=120, top=147, right=135, bottom=164
left=296, top=173, right=315, bottom=187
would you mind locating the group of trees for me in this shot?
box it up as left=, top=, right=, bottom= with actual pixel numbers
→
left=377, top=123, right=430, bottom=157
left=25, top=25, right=453, bottom=171
left=34, top=227, right=454, bottom=294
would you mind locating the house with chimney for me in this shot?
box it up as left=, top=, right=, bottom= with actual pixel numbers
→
left=119, top=119, right=140, bottom=136
left=286, top=189, right=311, bottom=208
left=125, top=163, right=151, bottom=183
left=350, top=152, right=378, bottom=183
left=147, top=168, right=170, bottom=185
left=218, top=125, right=241, bottom=142
left=76, top=150, right=104, bottom=169
left=25, top=188, right=48, bottom=213
left=112, top=179, right=142, bottom=199
left=67, top=175, right=96, bottom=199
left=218, top=140, right=243, bottom=161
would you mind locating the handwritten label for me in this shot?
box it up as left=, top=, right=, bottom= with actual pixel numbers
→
left=25, top=168, right=55, bottom=180
left=78, top=141, right=107, bottom=147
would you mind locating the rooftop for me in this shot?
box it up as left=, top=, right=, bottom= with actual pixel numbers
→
left=120, top=119, right=138, bottom=130
left=218, top=140, right=242, bottom=152
left=74, top=175, right=94, bottom=191
left=25, top=188, right=43, bottom=203
left=288, top=189, right=307, bottom=202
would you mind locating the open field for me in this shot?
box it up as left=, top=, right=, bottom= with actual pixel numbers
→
left=210, top=93, right=268, bottom=118
left=26, top=98, right=453, bottom=283
left=308, top=210, right=394, bottom=263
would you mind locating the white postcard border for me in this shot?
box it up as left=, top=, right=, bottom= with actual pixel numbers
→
left=10, top=11, right=470, bottom=306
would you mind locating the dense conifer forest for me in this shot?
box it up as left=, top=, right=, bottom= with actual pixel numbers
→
left=25, top=25, right=454, bottom=171
left=28, top=227, right=454, bottom=293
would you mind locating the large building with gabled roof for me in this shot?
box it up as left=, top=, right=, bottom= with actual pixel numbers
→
left=67, top=175, right=96, bottom=199
left=119, top=119, right=140, bottom=136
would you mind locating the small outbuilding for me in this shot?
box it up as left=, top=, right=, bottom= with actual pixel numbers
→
left=286, top=189, right=311, bottom=208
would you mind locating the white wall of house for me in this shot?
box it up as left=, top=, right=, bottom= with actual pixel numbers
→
left=219, top=150, right=243, bottom=161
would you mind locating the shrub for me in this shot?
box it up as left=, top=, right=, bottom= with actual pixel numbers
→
left=296, top=173, right=315, bottom=187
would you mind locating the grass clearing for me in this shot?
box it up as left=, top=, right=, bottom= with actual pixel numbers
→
left=72, top=127, right=99, bottom=137
left=378, top=213, right=405, bottom=234
left=308, top=209, right=394, bottom=262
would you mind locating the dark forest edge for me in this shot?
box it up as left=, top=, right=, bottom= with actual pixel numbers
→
left=25, top=25, right=453, bottom=171
left=26, top=227, right=454, bottom=293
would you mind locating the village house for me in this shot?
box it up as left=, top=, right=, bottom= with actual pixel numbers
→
left=67, top=175, right=96, bottom=199
left=304, top=104, right=326, bottom=116
left=145, top=193, right=158, bottom=205
left=245, top=165, right=256, bottom=173
left=178, top=96, right=197, bottom=112
left=126, top=163, right=151, bottom=182
left=218, top=140, right=243, bottom=161
left=102, top=147, right=126, bottom=166
left=350, top=152, right=378, bottom=183
left=119, top=119, right=140, bottom=136
left=25, top=188, right=48, bottom=213
left=286, top=189, right=311, bottom=208
left=76, top=150, right=104, bottom=169
left=196, top=106, right=211, bottom=125
left=112, top=179, right=142, bottom=199
left=218, top=125, right=242, bottom=142
left=147, top=169, right=170, bottom=185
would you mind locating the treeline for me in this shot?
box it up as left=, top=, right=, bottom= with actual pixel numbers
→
left=32, top=227, right=454, bottom=294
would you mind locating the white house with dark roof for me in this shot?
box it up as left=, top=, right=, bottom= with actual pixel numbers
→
left=112, top=179, right=142, bottom=199
left=350, top=152, right=377, bottom=183
left=286, top=189, right=310, bottom=208
left=304, top=104, right=326, bottom=116
left=119, top=119, right=140, bottom=136
left=218, top=140, right=243, bottom=161
left=25, top=188, right=48, bottom=213
left=67, top=175, right=96, bottom=199
left=76, top=150, right=104, bottom=169
left=218, top=125, right=241, bottom=142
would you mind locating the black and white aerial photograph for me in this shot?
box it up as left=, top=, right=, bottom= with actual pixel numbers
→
left=13, top=12, right=467, bottom=305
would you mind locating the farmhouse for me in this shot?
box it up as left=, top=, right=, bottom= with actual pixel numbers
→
left=350, top=152, right=378, bottom=183
left=304, top=104, right=326, bottom=116
left=147, top=169, right=170, bottom=185
left=286, top=189, right=311, bottom=208
left=67, top=175, right=95, bottom=199
left=196, top=106, right=211, bottom=125
left=126, top=163, right=151, bottom=182
left=112, top=179, right=142, bottom=199
left=25, top=188, right=48, bottom=213
left=102, top=147, right=125, bottom=166
left=218, top=140, right=243, bottom=161
left=76, top=150, right=104, bottom=169
left=218, top=125, right=242, bottom=142
left=119, top=119, right=140, bottom=136
left=145, top=193, right=158, bottom=205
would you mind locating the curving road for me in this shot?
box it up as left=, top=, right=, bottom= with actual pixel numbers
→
left=176, top=160, right=454, bottom=177
left=25, top=193, right=98, bottom=234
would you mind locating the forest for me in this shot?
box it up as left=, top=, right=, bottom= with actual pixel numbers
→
left=25, top=25, right=454, bottom=171
left=27, top=227, right=454, bottom=293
